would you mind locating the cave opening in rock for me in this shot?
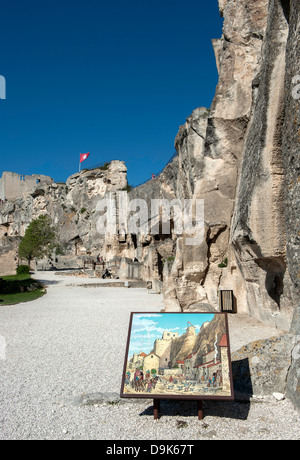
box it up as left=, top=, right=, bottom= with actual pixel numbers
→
left=266, top=271, right=284, bottom=307
left=255, top=257, right=286, bottom=308
left=280, top=0, right=290, bottom=24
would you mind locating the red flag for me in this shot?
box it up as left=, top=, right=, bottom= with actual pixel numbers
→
left=80, top=152, right=90, bottom=163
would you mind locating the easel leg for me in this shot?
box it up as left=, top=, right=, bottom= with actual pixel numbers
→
left=197, top=400, right=204, bottom=420
left=153, top=399, right=160, bottom=420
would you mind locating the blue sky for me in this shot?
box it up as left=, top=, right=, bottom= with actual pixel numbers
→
left=0, top=0, right=223, bottom=186
left=128, top=313, right=215, bottom=357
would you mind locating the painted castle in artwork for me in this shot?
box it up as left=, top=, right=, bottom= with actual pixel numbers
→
left=122, top=314, right=232, bottom=398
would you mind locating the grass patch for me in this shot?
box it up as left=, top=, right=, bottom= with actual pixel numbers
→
left=0, top=289, right=46, bottom=305
left=218, top=257, right=228, bottom=268
left=2, top=274, right=31, bottom=282
left=0, top=274, right=46, bottom=305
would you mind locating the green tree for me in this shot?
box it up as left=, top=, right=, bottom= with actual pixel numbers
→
left=19, top=215, right=57, bottom=265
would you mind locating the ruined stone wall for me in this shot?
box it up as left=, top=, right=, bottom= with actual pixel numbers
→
left=0, top=172, right=54, bottom=201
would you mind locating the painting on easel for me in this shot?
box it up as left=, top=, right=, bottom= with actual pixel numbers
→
left=120, top=312, right=234, bottom=400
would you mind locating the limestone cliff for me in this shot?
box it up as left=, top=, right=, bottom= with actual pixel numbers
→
left=154, top=0, right=298, bottom=334
left=123, top=0, right=297, bottom=333
left=281, top=0, right=300, bottom=411
left=0, top=161, right=128, bottom=274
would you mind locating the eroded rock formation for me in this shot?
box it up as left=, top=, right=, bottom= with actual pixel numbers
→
left=0, top=161, right=128, bottom=272
left=156, top=0, right=298, bottom=334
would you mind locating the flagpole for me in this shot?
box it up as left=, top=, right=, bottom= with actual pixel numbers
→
left=79, top=152, right=89, bottom=173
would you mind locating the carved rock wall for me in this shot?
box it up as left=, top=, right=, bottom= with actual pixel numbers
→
left=161, top=0, right=298, bottom=336
left=281, top=0, right=300, bottom=411
left=230, top=0, right=296, bottom=331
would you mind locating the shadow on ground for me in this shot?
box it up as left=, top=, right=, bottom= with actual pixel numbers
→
left=139, top=358, right=253, bottom=421
left=139, top=398, right=250, bottom=421
left=33, top=278, right=61, bottom=286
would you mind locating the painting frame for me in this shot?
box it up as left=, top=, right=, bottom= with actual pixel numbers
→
left=120, top=312, right=235, bottom=401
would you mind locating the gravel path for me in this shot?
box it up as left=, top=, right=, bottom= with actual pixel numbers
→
left=0, top=271, right=299, bottom=440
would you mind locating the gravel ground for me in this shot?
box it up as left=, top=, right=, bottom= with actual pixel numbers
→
left=0, top=271, right=299, bottom=441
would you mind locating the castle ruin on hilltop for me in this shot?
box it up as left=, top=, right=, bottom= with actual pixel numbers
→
left=0, top=172, right=53, bottom=201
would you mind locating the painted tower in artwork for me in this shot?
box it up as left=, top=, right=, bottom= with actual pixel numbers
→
left=219, top=334, right=231, bottom=392
left=153, top=331, right=179, bottom=370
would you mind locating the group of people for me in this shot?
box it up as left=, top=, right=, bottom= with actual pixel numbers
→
left=95, top=254, right=112, bottom=279
left=200, top=370, right=222, bottom=388
left=102, top=268, right=111, bottom=279
left=127, top=369, right=159, bottom=393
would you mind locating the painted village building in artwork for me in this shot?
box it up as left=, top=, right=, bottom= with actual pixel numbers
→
left=123, top=316, right=232, bottom=398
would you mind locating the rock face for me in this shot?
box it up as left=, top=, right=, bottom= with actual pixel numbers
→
left=230, top=0, right=294, bottom=331
left=0, top=237, right=20, bottom=275
left=232, top=334, right=293, bottom=397
left=155, top=0, right=298, bottom=333
left=0, top=161, right=128, bottom=275
left=125, top=0, right=297, bottom=335
left=124, top=0, right=300, bottom=408
left=281, top=0, right=300, bottom=411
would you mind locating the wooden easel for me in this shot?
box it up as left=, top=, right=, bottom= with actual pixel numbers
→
left=153, top=399, right=160, bottom=420
left=153, top=399, right=204, bottom=420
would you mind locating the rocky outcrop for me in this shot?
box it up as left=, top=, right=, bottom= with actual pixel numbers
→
left=122, top=0, right=300, bottom=407
left=0, top=237, right=20, bottom=276
left=0, top=161, right=128, bottom=275
left=158, top=0, right=298, bottom=334
left=232, top=334, right=293, bottom=397
left=168, top=315, right=227, bottom=368
left=281, top=0, right=300, bottom=411
left=230, top=0, right=295, bottom=331
left=159, top=0, right=270, bottom=314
